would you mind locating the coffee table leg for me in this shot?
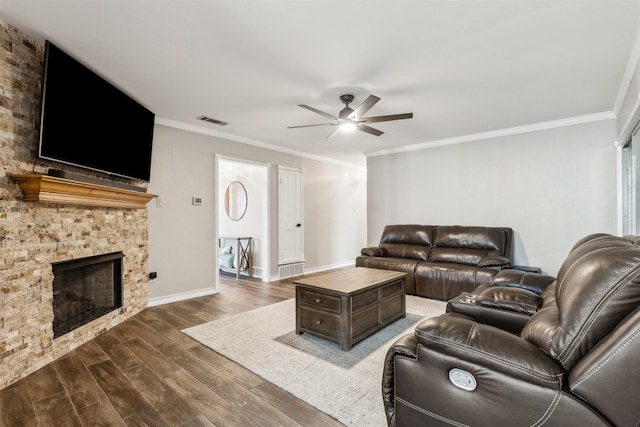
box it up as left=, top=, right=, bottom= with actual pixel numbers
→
left=342, top=295, right=352, bottom=351
left=295, top=286, right=302, bottom=335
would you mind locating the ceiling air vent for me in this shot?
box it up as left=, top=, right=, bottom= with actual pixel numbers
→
left=196, top=115, right=229, bottom=126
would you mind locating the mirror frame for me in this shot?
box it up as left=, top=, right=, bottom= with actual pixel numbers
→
left=224, top=181, right=248, bottom=221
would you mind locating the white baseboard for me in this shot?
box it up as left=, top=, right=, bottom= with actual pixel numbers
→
left=268, top=260, right=355, bottom=282
left=147, top=286, right=218, bottom=307
left=303, top=261, right=355, bottom=275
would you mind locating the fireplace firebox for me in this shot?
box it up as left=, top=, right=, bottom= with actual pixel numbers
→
left=52, top=252, right=123, bottom=338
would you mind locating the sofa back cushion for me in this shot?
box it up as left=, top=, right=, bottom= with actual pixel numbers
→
left=522, top=233, right=640, bottom=370
left=379, top=224, right=435, bottom=261
left=429, top=226, right=512, bottom=266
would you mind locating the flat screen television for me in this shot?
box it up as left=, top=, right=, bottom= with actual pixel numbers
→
left=39, top=41, right=155, bottom=182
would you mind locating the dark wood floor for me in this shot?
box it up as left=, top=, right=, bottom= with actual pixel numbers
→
left=0, top=273, right=346, bottom=427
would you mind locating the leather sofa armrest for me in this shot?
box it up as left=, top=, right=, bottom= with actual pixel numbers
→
left=361, top=246, right=384, bottom=257
left=477, top=255, right=510, bottom=269
left=382, top=333, right=419, bottom=426
left=414, top=313, right=563, bottom=388
left=490, top=269, right=556, bottom=295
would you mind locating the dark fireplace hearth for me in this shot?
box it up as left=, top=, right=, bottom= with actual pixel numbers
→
left=52, top=252, right=123, bottom=338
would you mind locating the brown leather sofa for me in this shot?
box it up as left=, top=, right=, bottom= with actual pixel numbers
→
left=382, top=233, right=640, bottom=427
left=356, top=225, right=513, bottom=300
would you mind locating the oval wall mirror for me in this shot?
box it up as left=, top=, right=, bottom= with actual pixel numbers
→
left=225, top=181, right=248, bottom=221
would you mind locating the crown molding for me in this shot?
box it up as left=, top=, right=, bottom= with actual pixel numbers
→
left=613, top=25, right=640, bottom=116
left=154, top=117, right=364, bottom=169
left=365, top=111, right=615, bottom=158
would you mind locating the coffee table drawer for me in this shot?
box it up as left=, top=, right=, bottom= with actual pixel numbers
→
left=381, top=279, right=404, bottom=299
left=299, top=307, right=341, bottom=340
left=352, top=288, right=379, bottom=311
left=299, top=289, right=341, bottom=312
left=381, top=293, right=404, bottom=323
left=352, top=305, right=379, bottom=339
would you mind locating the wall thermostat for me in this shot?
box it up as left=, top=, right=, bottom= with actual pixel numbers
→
left=192, top=196, right=203, bottom=206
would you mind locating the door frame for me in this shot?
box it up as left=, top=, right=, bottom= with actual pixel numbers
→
left=215, top=155, right=271, bottom=283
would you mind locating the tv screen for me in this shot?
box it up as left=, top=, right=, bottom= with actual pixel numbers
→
left=39, top=41, right=155, bottom=182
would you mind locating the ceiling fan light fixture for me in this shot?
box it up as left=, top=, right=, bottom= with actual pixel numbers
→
left=339, top=120, right=357, bottom=132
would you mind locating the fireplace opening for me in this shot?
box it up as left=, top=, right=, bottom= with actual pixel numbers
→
left=52, top=252, right=123, bottom=338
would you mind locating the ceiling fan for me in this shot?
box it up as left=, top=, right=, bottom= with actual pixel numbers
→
left=288, top=94, right=413, bottom=140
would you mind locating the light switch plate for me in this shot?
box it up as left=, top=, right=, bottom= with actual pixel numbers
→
left=192, top=196, right=203, bottom=206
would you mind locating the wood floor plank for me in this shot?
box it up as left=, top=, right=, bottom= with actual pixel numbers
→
left=122, top=363, right=199, bottom=425
left=132, top=309, right=202, bottom=350
left=26, top=363, right=64, bottom=402
left=52, top=353, right=105, bottom=411
left=87, top=360, right=169, bottom=426
left=76, top=400, right=128, bottom=427
left=94, top=332, right=145, bottom=372
left=32, top=391, right=83, bottom=427
left=178, top=414, right=216, bottom=427
left=212, top=380, right=302, bottom=427
left=162, top=368, right=258, bottom=427
left=251, top=380, right=344, bottom=427
left=187, top=344, right=264, bottom=391
left=72, top=340, right=110, bottom=366
left=0, top=382, right=37, bottom=427
left=122, top=338, right=178, bottom=378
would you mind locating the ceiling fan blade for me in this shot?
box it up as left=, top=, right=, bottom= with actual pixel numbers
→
left=359, top=112, right=413, bottom=124
left=348, top=95, right=381, bottom=120
left=357, top=124, right=384, bottom=136
left=299, top=104, right=339, bottom=120
left=287, top=123, right=336, bottom=129
left=325, top=127, right=341, bottom=140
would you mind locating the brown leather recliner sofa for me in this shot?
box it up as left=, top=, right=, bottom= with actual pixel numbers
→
left=382, top=233, right=640, bottom=426
left=356, top=225, right=513, bottom=300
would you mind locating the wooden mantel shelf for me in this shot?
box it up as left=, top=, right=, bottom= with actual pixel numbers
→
left=8, top=174, right=158, bottom=209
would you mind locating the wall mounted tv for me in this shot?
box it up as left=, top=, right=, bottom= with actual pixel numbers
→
left=39, top=41, right=155, bottom=182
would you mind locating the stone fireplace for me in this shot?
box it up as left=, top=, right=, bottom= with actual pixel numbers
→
left=0, top=22, right=152, bottom=390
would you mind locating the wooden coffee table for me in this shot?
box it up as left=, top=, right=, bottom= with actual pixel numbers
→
left=293, top=267, right=406, bottom=350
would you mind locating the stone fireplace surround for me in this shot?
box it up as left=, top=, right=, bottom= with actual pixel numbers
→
left=0, top=22, right=151, bottom=389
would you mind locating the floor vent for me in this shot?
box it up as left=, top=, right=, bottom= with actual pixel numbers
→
left=279, top=262, right=304, bottom=279
left=196, top=115, right=229, bottom=126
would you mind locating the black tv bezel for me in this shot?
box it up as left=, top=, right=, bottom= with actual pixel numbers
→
left=38, top=40, right=155, bottom=182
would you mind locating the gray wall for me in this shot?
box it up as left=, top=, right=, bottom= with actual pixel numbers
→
left=146, top=124, right=367, bottom=302
left=366, top=119, right=617, bottom=276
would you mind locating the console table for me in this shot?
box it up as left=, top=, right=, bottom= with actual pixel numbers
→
left=219, top=236, right=252, bottom=278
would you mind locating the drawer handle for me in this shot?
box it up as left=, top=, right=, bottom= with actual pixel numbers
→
left=316, top=320, right=322, bottom=325
left=315, top=298, right=322, bottom=303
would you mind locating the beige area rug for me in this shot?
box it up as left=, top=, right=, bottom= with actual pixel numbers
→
left=182, top=296, right=446, bottom=426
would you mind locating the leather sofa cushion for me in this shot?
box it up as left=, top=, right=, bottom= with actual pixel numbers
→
left=430, top=226, right=510, bottom=266
left=380, top=224, right=435, bottom=246
left=377, top=225, right=435, bottom=261
left=429, top=247, right=498, bottom=266
left=414, top=262, right=497, bottom=301
left=355, top=256, right=418, bottom=294
left=380, top=243, right=429, bottom=261
left=491, top=269, right=556, bottom=295
left=434, top=226, right=508, bottom=251
left=476, top=286, right=542, bottom=315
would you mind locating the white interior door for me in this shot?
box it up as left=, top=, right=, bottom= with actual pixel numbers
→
left=278, top=166, right=303, bottom=264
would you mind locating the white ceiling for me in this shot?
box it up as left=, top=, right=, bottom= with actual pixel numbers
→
left=2, top=1, right=640, bottom=166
